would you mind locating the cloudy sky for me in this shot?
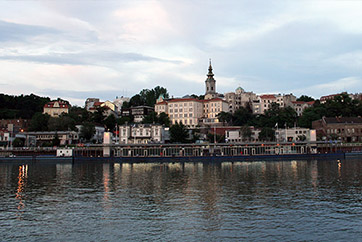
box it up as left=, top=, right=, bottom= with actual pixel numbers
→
left=1, top=0, right=362, bottom=106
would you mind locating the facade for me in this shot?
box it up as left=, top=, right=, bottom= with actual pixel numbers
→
left=275, top=127, right=315, bottom=142
left=201, top=98, right=229, bottom=124
left=118, top=124, right=164, bottom=144
left=101, top=100, right=116, bottom=111
left=0, top=118, right=29, bottom=133
left=113, top=96, right=130, bottom=113
left=224, top=87, right=257, bottom=113
left=166, top=98, right=203, bottom=127
left=43, top=100, right=69, bottom=117
left=131, top=106, right=155, bottom=123
left=251, top=94, right=296, bottom=114
left=291, top=101, right=314, bottom=116
left=312, top=117, right=362, bottom=142
left=224, top=126, right=261, bottom=143
left=85, top=98, right=100, bottom=111
left=23, top=131, right=79, bottom=146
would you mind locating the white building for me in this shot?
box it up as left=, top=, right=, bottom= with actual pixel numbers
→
left=275, top=127, right=316, bottom=142
left=225, top=126, right=261, bottom=143
left=119, top=124, right=164, bottom=144
left=251, top=94, right=296, bottom=114
left=113, top=96, right=130, bottom=113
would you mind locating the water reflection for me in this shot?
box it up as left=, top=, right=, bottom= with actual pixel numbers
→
left=0, top=159, right=361, bottom=241
left=15, top=165, right=28, bottom=218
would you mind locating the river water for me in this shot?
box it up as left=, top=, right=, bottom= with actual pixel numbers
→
left=0, top=159, right=361, bottom=241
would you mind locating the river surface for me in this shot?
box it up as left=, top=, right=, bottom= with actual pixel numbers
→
left=0, top=159, right=361, bottom=241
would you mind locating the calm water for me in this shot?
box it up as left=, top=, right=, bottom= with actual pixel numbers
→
left=0, top=159, right=361, bottom=241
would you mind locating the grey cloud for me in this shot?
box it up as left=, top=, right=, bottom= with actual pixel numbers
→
left=0, top=51, right=183, bottom=66
left=0, top=20, right=60, bottom=42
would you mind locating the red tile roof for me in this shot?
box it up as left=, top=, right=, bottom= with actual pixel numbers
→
left=260, top=95, right=276, bottom=99
left=44, top=101, right=69, bottom=108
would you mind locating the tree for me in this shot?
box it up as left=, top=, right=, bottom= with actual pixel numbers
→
left=169, top=122, right=189, bottom=143
left=48, top=115, right=76, bottom=131
left=104, top=115, right=116, bottom=131
left=233, top=107, right=252, bottom=126
left=12, top=138, right=24, bottom=147
left=241, top=125, right=252, bottom=141
left=217, top=111, right=233, bottom=125
left=29, top=113, right=50, bottom=131
left=80, top=122, right=95, bottom=142
left=297, top=95, right=315, bottom=102
left=52, top=133, right=60, bottom=147
left=157, top=112, right=170, bottom=126
left=258, top=127, right=275, bottom=141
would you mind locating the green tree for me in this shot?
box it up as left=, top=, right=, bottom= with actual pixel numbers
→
left=297, top=95, right=315, bottom=102
left=52, top=133, right=60, bottom=147
left=80, top=122, right=96, bottom=141
left=48, top=115, right=76, bottom=131
left=217, top=111, right=233, bottom=125
left=29, top=113, right=50, bottom=131
left=169, top=122, right=189, bottom=143
left=104, top=115, right=116, bottom=131
left=12, top=138, right=25, bottom=147
left=241, top=125, right=252, bottom=141
left=258, top=127, right=275, bottom=141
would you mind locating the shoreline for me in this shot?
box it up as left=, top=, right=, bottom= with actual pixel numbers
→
left=1, top=152, right=359, bottom=164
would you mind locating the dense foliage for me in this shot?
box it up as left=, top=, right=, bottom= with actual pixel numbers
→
left=169, top=122, right=189, bottom=143
left=0, top=93, right=50, bottom=119
left=123, top=86, right=169, bottom=108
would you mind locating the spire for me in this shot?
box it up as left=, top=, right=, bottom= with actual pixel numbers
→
left=208, top=58, right=214, bottom=76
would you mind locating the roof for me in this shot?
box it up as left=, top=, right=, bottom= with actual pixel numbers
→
left=201, top=98, right=228, bottom=103
left=292, top=101, right=315, bottom=105
left=323, top=117, right=362, bottom=124
left=260, top=95, right=276, bottom=99
left=44, top=101, right=69, bottom=108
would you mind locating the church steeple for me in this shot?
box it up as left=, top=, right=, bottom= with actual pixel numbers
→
left=208, top=58, right=214, bottom=76
left=205, top=59, right=216, bottom=97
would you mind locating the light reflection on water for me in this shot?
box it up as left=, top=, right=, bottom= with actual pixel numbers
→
left=0, top=159, right=361, bottom=241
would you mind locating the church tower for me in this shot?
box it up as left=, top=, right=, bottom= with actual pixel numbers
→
left=205, top=59, right=217, bottom=99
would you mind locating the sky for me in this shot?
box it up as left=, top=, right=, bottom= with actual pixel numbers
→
left=0, top=0, right=362, bottom=106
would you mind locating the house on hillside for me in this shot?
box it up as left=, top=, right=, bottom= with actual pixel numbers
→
left=43, top=100, right=69, bottom=117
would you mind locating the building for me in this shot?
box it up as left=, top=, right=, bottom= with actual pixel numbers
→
left=224, top=126, right=261, bottom=143
left=312, top=117, right=362, bottom=142
left=76, top=125, right=105, bottom=143
left=155, top=61, right=228, bottom=127
left=85, top=98, right=100, bottom=111
left=113, top=96, right=130, bottom=113
left=0, top=118, right=30, bottom=133
left=291, top=101, right=314, bottom=116
left=101, top=100, right=116, bottom=112
left=251, top=94, right=296, bottom=114
left=275, top=127, right=316, bottom=142
left=224, top=87, right=257, bottom=113
left=43, top=100, right=69, bottom=117
left=131, top=106, right=155, bottom=123
left=118, top=124, right=165, bottom=144
left=201, top=98, right=229, bottom=125
left=22, top=131, right=79, bottom=146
